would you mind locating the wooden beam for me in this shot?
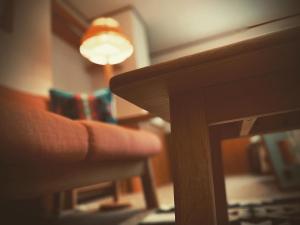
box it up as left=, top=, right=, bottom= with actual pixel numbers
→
left=52, top=13, right=81, bottom=48
left=211, top=110, right=300, bottom=140
left=250, top=110, right=300, bottom=135
left=240, top=117, right=257, bottom=136
left=52, top=0, right=88, bottom=48
left=64, top=189, right=77, bottom=210
left=52, top=0, right=87, bottom=31
left=204, top=69, right=300, bottom=125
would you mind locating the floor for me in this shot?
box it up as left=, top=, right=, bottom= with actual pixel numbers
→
left=57, top=175, right=300, bottom=225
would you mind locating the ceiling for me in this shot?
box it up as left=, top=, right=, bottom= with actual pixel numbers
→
left=64, top=0, right=300, bottom=55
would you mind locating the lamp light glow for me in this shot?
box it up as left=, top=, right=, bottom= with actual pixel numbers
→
left=80, top=17, right=133, bottom=65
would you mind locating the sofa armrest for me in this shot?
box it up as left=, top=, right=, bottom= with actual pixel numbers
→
left=0, top=102, right=88, bottom=165
left=80, top=120, right=162, bottom=161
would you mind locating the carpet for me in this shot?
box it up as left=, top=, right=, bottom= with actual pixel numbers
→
left=138, top=197, right=300, bottom=225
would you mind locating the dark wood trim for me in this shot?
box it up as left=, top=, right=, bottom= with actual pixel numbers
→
left=64, top=189, right=76, bottom=210
left=52, top=0, right=87, bottom=31
left=0, top=0, right=14, bottom=32
left=52, top=0, right=87, bottom=48
left=61, top=0, right=90, bottom=23
left=51, top=2, right=148, bottom=50
left=52, top=12, right=81, bottom=48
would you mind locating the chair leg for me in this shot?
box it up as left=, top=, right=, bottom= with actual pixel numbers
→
left=141, top=159, right=159, bottom=209
left=52, top=192, right=64, bottom=216
left=52, top=190, right=76, bottom=216
left=112, top=181, right=121, bottom=203
left=64, top=189, right=77, bottom=210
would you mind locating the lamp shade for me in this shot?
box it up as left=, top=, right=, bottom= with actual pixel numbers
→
left=79, top=17, right=134, bottom=65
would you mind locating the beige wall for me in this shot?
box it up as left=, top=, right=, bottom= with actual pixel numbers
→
left=0, top=0, right=97, bottom=96
left=52, top=35, right=96, bottom=93
left=111, top=9, right=151, bottom=118
left=0, top=0, right=52, bottom=95
left=152, top=15, right=300, bottom=64
left=113, top=10, right=150, bottom=73
left=64, top=9, right=151, bottom=117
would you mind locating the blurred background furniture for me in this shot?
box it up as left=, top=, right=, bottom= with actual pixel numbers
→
left=263, top=131, right=300, bottom=189
left=0, top=85, right=161, bottom=222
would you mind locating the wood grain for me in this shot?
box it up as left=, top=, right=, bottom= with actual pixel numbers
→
left=209, top=127, right=229, bottom=225
left=169, top=91, right=224, bottom=225
left=111, top=26, right=300, bottom=86
left=111, top=26, right=300, bottom=122
left=110, top=26, right=300, bottom=225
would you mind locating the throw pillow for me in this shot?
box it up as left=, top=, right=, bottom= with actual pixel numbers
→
left=49, top=88, right=116, bottom=123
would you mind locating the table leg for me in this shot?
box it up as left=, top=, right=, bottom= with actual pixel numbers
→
left=209, top=127, right=229, bottom=225
left=169, top=92, right=228, bottom=225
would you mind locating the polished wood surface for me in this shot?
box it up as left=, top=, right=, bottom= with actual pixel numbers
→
left=169, top=92, right=226, bottom=225
left=111, top=26, right=300, bottom=125
left=111, top=27, right=300, bottom=225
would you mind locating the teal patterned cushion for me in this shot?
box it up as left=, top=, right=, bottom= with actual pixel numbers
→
left=49, top=88, right=116, bottom=124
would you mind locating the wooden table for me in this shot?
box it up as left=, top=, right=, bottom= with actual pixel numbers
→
left=110, top=27, right=300, bottom=225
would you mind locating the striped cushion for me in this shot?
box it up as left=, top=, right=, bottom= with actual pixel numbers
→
left=49, top=88, right=116, bottom=123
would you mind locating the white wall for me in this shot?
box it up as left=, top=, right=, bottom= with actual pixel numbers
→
left=0, top=0, right=52, bottom=95
left=52, top=35, right=95, bottom=93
